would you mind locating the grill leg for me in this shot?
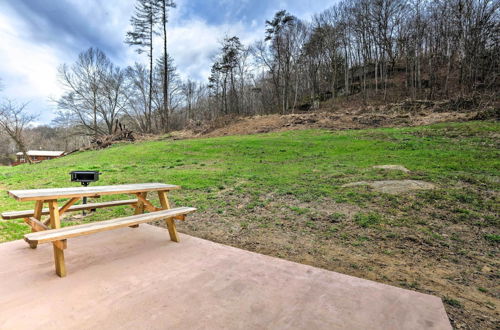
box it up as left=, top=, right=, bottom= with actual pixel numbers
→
left=82, top=196, right=87, bottom=216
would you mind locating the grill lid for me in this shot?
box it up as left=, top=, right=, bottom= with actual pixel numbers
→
left=70, top=171, right=101, bottom=183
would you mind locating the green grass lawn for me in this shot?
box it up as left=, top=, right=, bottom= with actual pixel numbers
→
left=0, top=120, right=498, bottom=328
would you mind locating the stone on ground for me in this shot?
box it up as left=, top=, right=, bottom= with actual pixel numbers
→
left=343, top=179, right=435, bottom=194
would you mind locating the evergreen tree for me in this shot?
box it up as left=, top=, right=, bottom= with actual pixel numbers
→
left=125, top=0, right=159, bottom=132
left=155, top=0, right=176, bottom=131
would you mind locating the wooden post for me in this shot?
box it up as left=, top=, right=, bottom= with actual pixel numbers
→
left=28, top=200, right=44, bottom=248
left=158, top=191, right=179, bottom=242
left=158, top=191, right=171, bottom=209
left=33, top=200, right=44, bottom=220
left=48, top=200, right=66, bottom=277
left=130, top=192, right=147, bottom=228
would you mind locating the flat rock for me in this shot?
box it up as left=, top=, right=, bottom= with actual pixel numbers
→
left=343, top=180, right=436, bottom=194
left=373, top=165, right=410, bottom=172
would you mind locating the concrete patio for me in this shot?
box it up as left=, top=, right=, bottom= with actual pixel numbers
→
left=0, top=224, right=451, bottom=329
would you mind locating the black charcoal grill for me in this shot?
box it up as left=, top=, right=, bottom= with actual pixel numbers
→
left=70, top=171, right=100, bottom=185
left=70, top=171, right=101, bottom=214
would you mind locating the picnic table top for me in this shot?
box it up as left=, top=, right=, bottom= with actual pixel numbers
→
left=8, top=183, right=180, bottom=201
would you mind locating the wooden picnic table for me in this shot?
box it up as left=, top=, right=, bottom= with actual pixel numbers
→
left=8, top=182, right=180, bottom=201
left=3, top=183, right=196, bottom=277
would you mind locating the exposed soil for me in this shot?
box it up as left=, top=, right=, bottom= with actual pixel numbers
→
left=173, top=99, right=484, bottom=139
left=342, top=180, right=436, bottom=194
left=373, top=164, right=410, bottom=172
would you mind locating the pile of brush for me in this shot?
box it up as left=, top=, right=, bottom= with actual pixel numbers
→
left=91, top=122, right=135, bottom=149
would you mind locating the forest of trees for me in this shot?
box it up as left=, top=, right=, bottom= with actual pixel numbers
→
left=206, top=0, right=499, bottom=120
left=1, top=0, right=499, bottom=163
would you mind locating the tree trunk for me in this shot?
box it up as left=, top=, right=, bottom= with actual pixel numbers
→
left=148, top=14, right=154, bottom=133
left=93, top=105, right=98, bottom=140
left=20, top=145, right=32, bottom=164
left=162, top=2, right=169, bottom=132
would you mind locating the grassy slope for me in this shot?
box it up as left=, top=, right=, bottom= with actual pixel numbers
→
left=0, top=121, right=498, bottom=328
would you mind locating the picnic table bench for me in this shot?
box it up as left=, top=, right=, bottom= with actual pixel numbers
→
left=1, top=183, right=196, bottom=277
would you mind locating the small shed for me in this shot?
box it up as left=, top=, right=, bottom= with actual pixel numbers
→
left=14, top=150, right=65, bottom=166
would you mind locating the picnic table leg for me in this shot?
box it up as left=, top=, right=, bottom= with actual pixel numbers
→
left=33, top=200, right=43, bottom=225
left=158, top=191, right=179, bottom=242
left=130, top=192, right=147, bottom=228
left=25, top=200, right=44, bottom=248
left=48, top=200, right=67, bottom=277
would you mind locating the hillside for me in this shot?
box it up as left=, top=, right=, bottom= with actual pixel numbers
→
left=0, top=121, right=498, bottom=328
left=174, top=97, right=496, bottom=139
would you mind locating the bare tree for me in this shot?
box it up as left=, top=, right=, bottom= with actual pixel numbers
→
left=208, top=36, right=244, bottom=116
left=50, top=111, right=90, bottom=151
left=265, top=10, right=296, bottom=113
left=124, top=63, right=152, bottom=133
left=99, top=67, right=128, bottom=134
left=0, top=131, right=15, bottom=165
left=153, top=54, right=181, bottom=131
left=0, top=100, right=37, bottom=164
left=58, top=48, right=126, bottom=137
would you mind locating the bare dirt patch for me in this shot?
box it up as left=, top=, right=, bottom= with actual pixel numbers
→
left=342, top=180, right=436, bottom=194
left=373, top=164, right=410, bottom=173
left=173, top=99, right=479, bottom=139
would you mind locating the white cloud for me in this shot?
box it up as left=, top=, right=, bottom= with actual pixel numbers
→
left=0, top=0, right=137, bottom=122
left=0, top=5, right=63, bottom=120
left=166, top=17, right=261, bottom=81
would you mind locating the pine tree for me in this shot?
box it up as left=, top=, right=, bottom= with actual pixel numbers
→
left=155, top=0, right=176, bottom=132
left=125, top=0, right=158, bottom=133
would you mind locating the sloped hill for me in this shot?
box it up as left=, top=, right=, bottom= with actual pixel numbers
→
left=175, top=98, right=494, bottom=139
left=0, top=121, right=498, bottom=329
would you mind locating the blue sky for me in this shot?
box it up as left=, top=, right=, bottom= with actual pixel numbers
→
left=0, top=0, right=334, bottom=123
